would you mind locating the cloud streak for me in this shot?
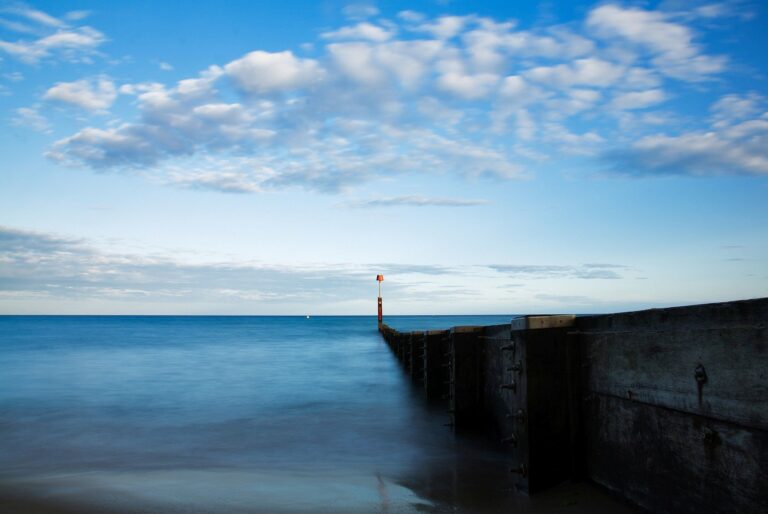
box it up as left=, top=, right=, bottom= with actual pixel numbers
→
left=604, top=93, right=768, bottom=176
left=0, top=226, right=630, bottom=312
left=0, top=5, right=105, bottom=64
left=488, top=263, right=627, bottom=279
left=341, top=195, right=490, bottom=208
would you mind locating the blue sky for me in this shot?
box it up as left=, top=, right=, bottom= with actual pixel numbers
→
left=1, top=0, right=766, bottom=314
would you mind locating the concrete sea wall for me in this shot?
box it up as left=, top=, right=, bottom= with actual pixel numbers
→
left=379, top=297, right=768, bottom=513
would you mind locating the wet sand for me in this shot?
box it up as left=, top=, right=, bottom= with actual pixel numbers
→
left=0, top=470, right=637, bottom=514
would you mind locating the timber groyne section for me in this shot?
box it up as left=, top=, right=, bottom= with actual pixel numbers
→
left=379, top=297, right=768, bottom=514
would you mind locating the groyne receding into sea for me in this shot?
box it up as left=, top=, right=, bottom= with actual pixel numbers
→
left=379, top=297, right=768, bottom=514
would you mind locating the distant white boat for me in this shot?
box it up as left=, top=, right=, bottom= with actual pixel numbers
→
left=306, top=315, right=310, bottom=319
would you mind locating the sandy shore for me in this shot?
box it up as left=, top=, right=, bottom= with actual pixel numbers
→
left=0, top=469, right=638, bottom=514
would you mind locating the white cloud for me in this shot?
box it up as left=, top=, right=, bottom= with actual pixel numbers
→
left=43, top=4, right=752, bottom=191
left=4, top=71, right=24, bottom=82
left=47, top=126, right=159, bottom=168
left=158, top=61, right=173, bottom=71
left=65, top=10, right=91, bottom=22
left=541, top=88, right=602, bottom=117
left=328, top=40, right=443, bottom=89
left=605, top=111, right=768, bottom=176
left=709, top=92, right=766, bottom=127
left=169, top=171, right=263, bottom=194
left=586, top=4, right=726, bottom=80
left=489, top=263, right=626, bottom=280
left=327, top=42, right=383, bottom=85
left=543, top=123, right=604, bottom=155
left=192, top=103, right=252, bottom=124
left=322, top=22, right=393, bottom=42
left=12, top=106, right=50, bottom=132
left=1, top=225, right=635, bottom=313
left=44, top=77, right=117, bottom=112
left=0, top=7, right=106, bottom=65
left=341, top=4, right=379, bottom=20
left=4, top=5, right=64, bottom=27
left=498, top=75, right=526, bottom=99
left=175, top=65, right=223, bottom=98
left=525, top=58, right=625, bottom=88
left=437, top=71, right=498, bottom=99
left=610, top=89, right=666, bottom=110
left=225, top=50, right=324, bottom=93
left=622, top=67, right=662, bottom=90
left=342, top=195, right=490, bottom=208
left=416, top=15, right=471, bottom=39
left=0, top=18, right=37, bottom=34
left=397, top=10, right=425, bottom=23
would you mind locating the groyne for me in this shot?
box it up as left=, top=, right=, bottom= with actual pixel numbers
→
left=379, top=297, right=768, bottom=514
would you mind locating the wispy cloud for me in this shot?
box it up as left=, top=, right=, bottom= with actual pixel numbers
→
left=12, top=105, right=50, bottom=132
left=0, top=225, right=379, bottom=306
left=0, top=225, right=82, bottom=252
left=341, top=195, right=490, bottom=208
left=0, top=5, right=106, bottom=64
left=322, top=22, right=394, bottom=42
left=0, top=226, right=632, bottom=312
left=488, top=263, right=627, bottom=279
left=603, top=93, right=768, bottom=176
left=586, top=4, right=727, bottom=80
left=535, top=293, right=594, bottom=304
left=341, top=4, right=380, bottom=20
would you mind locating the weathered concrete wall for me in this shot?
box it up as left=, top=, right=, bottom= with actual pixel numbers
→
left=378, top=297, right=768, bottom=513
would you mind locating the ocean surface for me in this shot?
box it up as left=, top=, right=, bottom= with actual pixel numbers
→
left=0, top=315, right=632, bottom=514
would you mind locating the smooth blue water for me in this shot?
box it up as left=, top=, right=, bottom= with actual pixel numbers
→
left=0, top=315, right=521, bottom=513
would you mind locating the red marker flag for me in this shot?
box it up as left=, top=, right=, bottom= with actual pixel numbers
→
left=376, top=274, right=384, bottom=281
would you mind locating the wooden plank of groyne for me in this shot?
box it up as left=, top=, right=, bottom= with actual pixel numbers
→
left=410, top=332, right=425, bottom=383
left=479, top=324, right=513, bottom=439
left=450, top=326, right=484, bottom=430
left=494, top=315, right=578, bottom=494
left=578, top=297, right=768, bottom=514
left=582, top=326, right=768, bottom=430
left=585, top=393, right=768, bottom=514
left=424, top=330, right=449, bottom=401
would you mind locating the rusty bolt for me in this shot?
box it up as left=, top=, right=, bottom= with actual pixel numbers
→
left=702, top=426, right=721, bottom=447
left=502, top=433, right=518, bottom=447
left=501, top=382, right=517, bottom=392
left=510, top=463, right=528, bottom=477
left=694, top=364, right=708, bottom=386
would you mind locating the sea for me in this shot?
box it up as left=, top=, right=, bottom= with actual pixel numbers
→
left=0, top=315, right=633, bottom=514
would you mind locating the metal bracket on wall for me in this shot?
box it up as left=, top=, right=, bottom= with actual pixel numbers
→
left=502, top=433, right=518, bottom=447
left=501, top=382, right=517, bottom=392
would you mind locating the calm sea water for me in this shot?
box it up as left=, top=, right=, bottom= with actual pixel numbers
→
left=0, top=315, right=633, bottom=514
left=0, top=315, right=510, bottom=513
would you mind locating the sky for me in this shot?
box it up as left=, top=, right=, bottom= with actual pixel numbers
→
left=0, top=0, right=767, bottom=315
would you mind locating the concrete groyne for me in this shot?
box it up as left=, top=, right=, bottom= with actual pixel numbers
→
left=379, top=298, right=768, bottom=514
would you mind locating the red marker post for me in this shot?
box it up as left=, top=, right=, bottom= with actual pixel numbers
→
left=376, top=274, right=384, bottom=328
